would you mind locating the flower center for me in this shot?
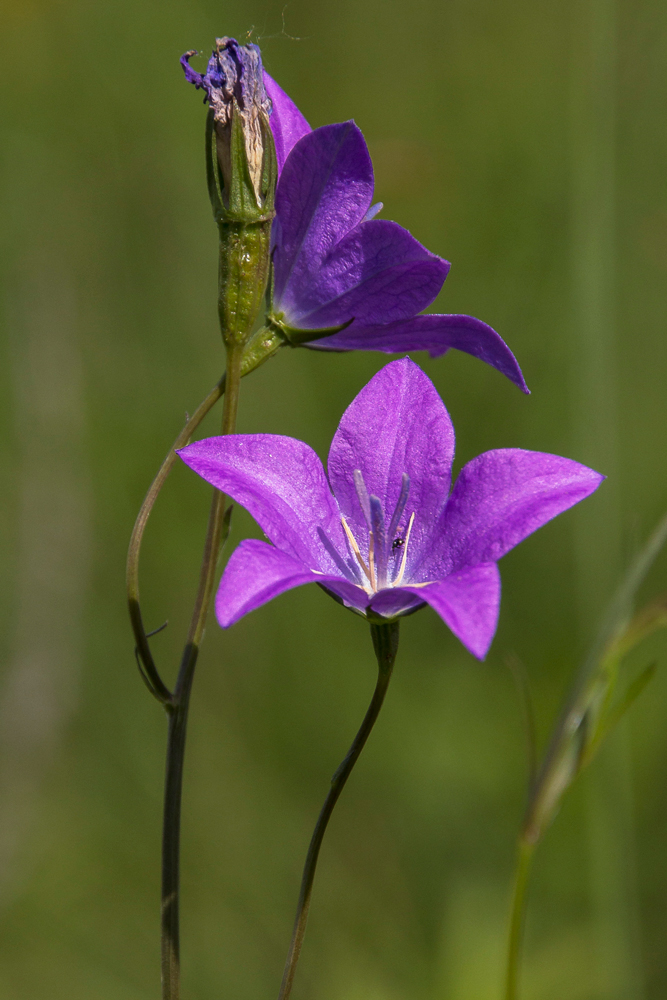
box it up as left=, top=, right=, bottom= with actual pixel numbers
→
left=340, top=470, right=415, bottom=594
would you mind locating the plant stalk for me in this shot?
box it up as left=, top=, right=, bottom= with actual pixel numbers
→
left=161, top=346, right=243, bottom=1000
left=127, top=374, right=227, bottom=702
left=504, top=836, right=535, bottom=1000
left=277, top=620, right=400, bottom=1000
left=127, top=326, right=284, bottom=702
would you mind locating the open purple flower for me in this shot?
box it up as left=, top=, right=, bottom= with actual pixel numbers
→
left=267, top=119, right=528, bottom=392
left=178, top=359, right=602, bottom=659
left=182, top=49, right=527, bottom=391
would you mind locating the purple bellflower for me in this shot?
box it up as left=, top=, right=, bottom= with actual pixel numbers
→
left=266, top=118, right=528, bottom=393
left=182, top=48, right=527, bottom=392
left=178, top=359, right=603, bottom=660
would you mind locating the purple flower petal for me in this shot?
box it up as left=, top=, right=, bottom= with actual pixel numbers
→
left=309, top=313, right=529, bottom=393
left=314, top=579, right=372, bottom=616
left=216, top=539, right=367, bottom=627
left=366, top=588, right=426, bottom=619
left=263, top=71, right=311, bottom=175
left=418, top=449, right=604, bottom=580
left=178, top=435, right=349, bottom=574
left=400, top=563, right=501, bottom=659
left=327, top=358, right=455, bottom=566
left=284, top=220, right=449, bottom=329
left=273, top=122, right=374, bottom=312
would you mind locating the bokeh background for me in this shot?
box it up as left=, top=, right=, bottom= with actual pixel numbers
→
left=1, top=0, right=667, bottom=997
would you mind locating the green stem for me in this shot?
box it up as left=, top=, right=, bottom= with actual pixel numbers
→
left=277, top=621, right=400, bottom=1000
left=161, top=346, right=243, bottom=1000
left=127, top=374, right=227, bottom=703
left=504, top=837, right=535, bottom=1000
left=126, top=326, right=284, bottom=704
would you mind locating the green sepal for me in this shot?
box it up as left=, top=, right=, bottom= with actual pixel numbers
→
left=205, top=109, right=225, bottom=222
left=205, top=105, right=277, bottom=227
left=239, top=325, right=284, bottom=375
left=214, top=503, right=235, bottom=573
left=266, top=311, right=355, bottom=347
left=220, top=503, right=234, bottom=549
left=258, top=111, right=277, bottom=215
left=227, top=101, right=263, bottom=220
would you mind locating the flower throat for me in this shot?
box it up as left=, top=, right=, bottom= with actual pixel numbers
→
left=341, top=470, right=415, bottom=592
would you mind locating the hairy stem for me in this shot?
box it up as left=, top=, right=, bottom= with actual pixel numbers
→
left=278, top=620, right=400, bottom=1000
left=504, top=837, right=535, bottom=1000
left=161, top=346, right=243, bottom=1000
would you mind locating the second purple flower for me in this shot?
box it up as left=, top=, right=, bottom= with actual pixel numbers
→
left=267, top=118, right=529, bottom=392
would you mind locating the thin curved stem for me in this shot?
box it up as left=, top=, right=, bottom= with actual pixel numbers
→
left=126, top=373, right=227, bottom=703
left=161, top=346, right=244, bottom=1000
left=278, top=620, right=400, bottom=1000
left=504, top=837, right=535, bottom=1000
left=126, top=323, right=285, bottom=705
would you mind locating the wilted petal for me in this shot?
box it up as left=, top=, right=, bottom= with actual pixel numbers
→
left=284, top=220, right=449, bottom=329
left=178, top=435, right=348, bottom=573
left=419, top=449, right=604, bottom=580
left=400, top=563, right=501, bottom=659
left=309, top=313, right=528, bottom=393
left=216, top=539, right=366, bottom=627
left=328, top=359, right=454, bottom=565
left=273, top=122, right=374, bottom=310
left=181, top=51, right=206, bottom=89
left=263, top=71, right=311, bottom=175
left=182, top=40, right=272, bottom=204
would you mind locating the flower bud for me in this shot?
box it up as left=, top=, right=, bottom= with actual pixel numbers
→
left=182, top=38, right=276, bottom=219
left=182, top=38, right=277, bottom=350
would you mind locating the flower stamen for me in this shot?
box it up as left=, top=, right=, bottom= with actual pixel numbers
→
left=341, top=516, right=372, bottom=585
left=368, top=530, right=377, bottom=592
left=353, top=469, right=372, bottom=526
left=387, top=473, right=410, bottom=541
left=393, top=511, right=415, bottom=587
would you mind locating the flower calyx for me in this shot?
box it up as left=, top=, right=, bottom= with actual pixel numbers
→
left=265, top=310, right=355, bottom=348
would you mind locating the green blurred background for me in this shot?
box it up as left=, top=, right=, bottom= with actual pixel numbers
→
left=1, top=0, right=667, bottom=997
